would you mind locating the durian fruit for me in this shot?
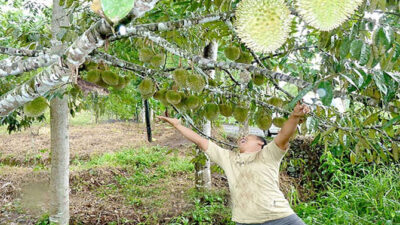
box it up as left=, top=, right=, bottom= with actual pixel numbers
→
left=23, top=96, right=48, bottom=117
left=235, top=0, right=291, bottom=53
left=267, top=96, right=284, bottom=107
left=95, top=79, right=109, bottom=88
left=296, top=0, right=364, bottom=31
left=255, top=110, right=272, bottom=130
left=233, top=106, right=249, bottom=122
left=153, top=89, right=169, bottom=105
left=101, top=71, right=119, bottom=86
left=185, top=95, right=201, bottom=110
left=204, top=103, right=220, bottom=121
left=112, top=76, right=129, bottom=90
left=85, top=69, right=101, bottom=83
left=219, top=103, right=233, bottom=117
left=138, top=78, right=155, bottom=99
left=173, top=69, right=188, bottom=88
left=252, top=73, right=265, bottom=85
left=187, top=74, right=206, bottom=93
left=139, top=48, right=154, bottom=63
left=166, top=90, right=182, bottom=105
left=236, top=51, right=253, bottom=64
left=224, top=46, right=241, bottom=60
left=150, top=53, right=165, bottom=68
left=175, top=93, right=188, bottom=110
left=272, top=117, right=287, bottom=128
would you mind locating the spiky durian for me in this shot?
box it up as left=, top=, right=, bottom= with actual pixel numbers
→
left=224, top=46, right=241, bottom=60
left=150, top=53, right=165, bottom=68
left=175, top=93, right=188, bottom=110
left=173, top=69, right=188, bottom=88
left=153, top=89, right=169, bottom=105
left=235, top=0, right=291, bottom=53
left=187, top=74, right=205, bottom=92
left=112, top=76, right=129, bottom=90
left=296, top=0, right=364, bottom=31
left=255, top=110, right=272, bottom=130
left=219, top=103, right=233, bottom=117
left=272, top=117, right=286, bottom=128
left=236, top=51, right=253, bottom=64
left=138, top=78, right=155, bottom=99
left=101, top=71, right=119, bottom=86
left=252, top=73, right=265, bottom=85
left=86, top=69, right=101, bottom=83
left=233, top=106, right=249, bottom=122
left=185, top=95, right=201, bottom=110
left=23, top=96, right=48, bottom=117
left=166, top=90, right=182, bottom=105
left=267, top=97, right=284, bottom=107
left=139, top=48, right=154, bottom=63
left=204, top=103, right=219, bottom=121
left=95, top=79, right=109, bottom=88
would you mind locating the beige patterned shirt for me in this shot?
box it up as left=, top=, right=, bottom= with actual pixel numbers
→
left=205, top=139, right=295, bottom=223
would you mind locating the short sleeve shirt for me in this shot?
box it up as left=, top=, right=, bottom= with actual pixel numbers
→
left=205, top=140, right=295, bottom=223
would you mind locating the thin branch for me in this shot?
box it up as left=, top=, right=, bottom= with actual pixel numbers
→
left=0, top=54, right=60, bottom=77
left=0, top=46, right=46, bottom=57
left=257, top=45, right=318, bottom=61
left=110, top=12, right=234, bottom=41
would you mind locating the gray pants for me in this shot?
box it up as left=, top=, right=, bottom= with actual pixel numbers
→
left=236, top=214, right=306, bottom=225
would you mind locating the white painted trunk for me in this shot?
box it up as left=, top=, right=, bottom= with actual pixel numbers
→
left=195, top=40, right=218, bottom=190
left=49, top=1, right=70, bottom=224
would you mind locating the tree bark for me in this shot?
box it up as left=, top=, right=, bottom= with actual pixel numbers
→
left=144, top=99, right=152, bottom=142
left=49, top=0, right=70, bottom=224
left=195, top=40, right=218, bottom=191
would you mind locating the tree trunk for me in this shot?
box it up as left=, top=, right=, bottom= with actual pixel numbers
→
left=195, top=40, right=218, bottom=191
left=49, top=0, right=70, bottom=224
left=144, top=99, right=152, bottom=142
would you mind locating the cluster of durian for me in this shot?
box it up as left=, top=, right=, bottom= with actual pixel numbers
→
left=85, top=69, right=130, bottom=90
left=138, top=78, right=156, bottom=99
left=172, top=68, right=206, bottom=93
left=138, top=48, right=165, bottom=68
left=153, top=88, right=202, bottom=110
left=234, top=0, right=363, bottom=53
left=224, top=46, right=254, bottom=64
left=23, top=96, right=49, bottom=117
left=200, top=101, right=249, bottom=123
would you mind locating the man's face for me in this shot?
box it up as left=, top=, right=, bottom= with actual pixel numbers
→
left=236, top=135, right=264, bottom=153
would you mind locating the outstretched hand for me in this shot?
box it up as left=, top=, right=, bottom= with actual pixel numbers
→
left=291, top=102, right=311, bottom=124
left=157, top=115, right=181, bottom=127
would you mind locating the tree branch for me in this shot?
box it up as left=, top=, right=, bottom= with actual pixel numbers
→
left=0, top=46, right=46, bottom=57
left=0, top=54, right=60, bottom=77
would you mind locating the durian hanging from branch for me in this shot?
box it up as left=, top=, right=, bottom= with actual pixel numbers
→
left=234, top=0, right=292, bottom=53
left=296, top=0, right=364, bottom=31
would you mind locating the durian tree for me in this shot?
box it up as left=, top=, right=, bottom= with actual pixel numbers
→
left=1, top=0, right=400, bottom=222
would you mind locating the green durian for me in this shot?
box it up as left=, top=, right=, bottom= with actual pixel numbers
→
left=204, top=103, right=219, bottom=121
left=272, top=117, right=287, bottom=128
left=139, top=48, right=154, bottom=63
left=187, top=74, right=206, bottom=92
left=184, top=95, right=201, bottom=110
left=85, top=69, right=101, bottom=83
left=219, top=103, right=233, bottom=117
left=153, top=89, right=169, bottom=105
left=23, top=96, right=48, bottom=117
left=112, top=76, right=128, bottom=90
left=296, top=0, right=363, bottom=31
left=252, top=73, right=265, bottom=85
left=267, top=97, right=284, bottom=107
left=255, top=110, right=272, bottom=130
left=138, top=78, right=155, bottom=99
left=233, top=106, right=249, bottom=122
left=235, top=0, right=291, bottom=53
left=150, top=53, right=165, bottom=68
left=95, top=79, right=109, bottom=88
left=173, top=69, right=188, bottom=88
left=166, top=90, right=182, bottom=105
left=236, top=51, right=253, bottom=64
left=224, top=46, right=241, bottom=60
left=101, top=71, right=119, bottom=86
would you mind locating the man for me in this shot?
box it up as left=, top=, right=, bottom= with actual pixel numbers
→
left=157, top=102, right=310, bottom=225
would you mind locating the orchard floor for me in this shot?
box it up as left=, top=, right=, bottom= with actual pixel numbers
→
left=0, top=116, right=233, bottom=225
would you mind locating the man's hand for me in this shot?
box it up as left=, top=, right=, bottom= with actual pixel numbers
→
left=157, top=115, right=181, bottom=127
left=291, top=102, right=311, bottom=124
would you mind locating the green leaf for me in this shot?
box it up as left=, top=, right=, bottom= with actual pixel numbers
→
left=339, top=37, right=351, bottom=59
left=288, top=84, right=315, bottom=109
left=372, top=72, right=387, bottom=95
left=359, top=44, right=371, bottom=66
left=382, top=116, right=400, bottom=129
left=317, top=81, right=333, bottom=106
left=362, top=113, right=379, bottom=126
left=350, top=39, right=364, bottom=60
left=101, top=0, right=135, bottom=24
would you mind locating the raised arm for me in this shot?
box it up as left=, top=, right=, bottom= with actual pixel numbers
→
left=274, top=102, right=310, bottom=151
left=157, top=115, right=209, bottom=151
